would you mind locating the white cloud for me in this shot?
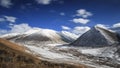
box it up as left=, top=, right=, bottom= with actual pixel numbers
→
left=95, top=24, right=109, bottom=29
left=61, top=26, right=71, bottom=30
left=10, top=23, right=32, bottom=33
left=76, top=9, right=92, bottom=18
left=60, top=12, right=65, bottom=16
left=4, top=16, right=17, bottom=23
left=72, top=26, right=90, bottom=35
left=0, top=23, right=35, bottom=35
left=0, top=0, right=12, bottom=8
left=72, top=18, right=90, bottom=24
left=61, top=26, right=90, bottom=37
left=36, top=0, right=52, bottom=5
left=0, top=22, right=91, bottom=38
left=113, top=23, right=120, bottom=28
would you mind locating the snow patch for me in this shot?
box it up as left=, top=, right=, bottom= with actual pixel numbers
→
left=25, top=45, right=73, bottom=60
left=0, top=33, right=20, bottom=38
left=80, top=48, right=106, bottom=56
left=24, top=28, right=41, bottom=35
left=81, top=49, right=100, bottom=56
left=61, top=31, right=78, bottom=40
left=47, top=44, right=62, bottom=47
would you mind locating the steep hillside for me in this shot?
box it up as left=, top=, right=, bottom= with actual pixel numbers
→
left=0, top=28, right=78, bottom=45
left=0, top=38, right=91, bottom=68
left=71, top=26, right=119, bottom=47
left=68, top=26, right=120, bottom=67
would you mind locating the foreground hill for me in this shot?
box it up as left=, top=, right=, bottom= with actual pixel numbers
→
left=0, top=38, right=91, bottom=68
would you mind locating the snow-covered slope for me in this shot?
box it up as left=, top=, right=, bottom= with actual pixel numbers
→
left=0, top=33, right=20, bottom=39
left=1, top=27, right=120, bottom=68
left=21, top=42, right=115, bottom=68
left=59, top=31, right=78, bottom=43
left=71, top=26, right=119, bottom=47
left=0, top=28, right=78, bottom=45
left=68, top=26, right=120, bottom=67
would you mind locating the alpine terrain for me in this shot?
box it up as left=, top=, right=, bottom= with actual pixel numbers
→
left=0, top=26, right=120, bottom=68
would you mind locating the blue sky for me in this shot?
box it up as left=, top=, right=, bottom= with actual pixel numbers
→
left=0, top=0, right=120, bottom=35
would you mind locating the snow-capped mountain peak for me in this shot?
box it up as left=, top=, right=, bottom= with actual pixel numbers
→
left=24, top=28, right=60, bottom=39
left=0, top=28, right=79, bottom=44
left=24, top=28, right=41, bottom=35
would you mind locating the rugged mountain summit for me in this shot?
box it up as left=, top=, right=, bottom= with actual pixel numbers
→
left=71, top=26, right=120, bottom=47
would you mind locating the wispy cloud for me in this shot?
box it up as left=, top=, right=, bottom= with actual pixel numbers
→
left=0, top=0, right=12, bottom=8
left=36, top=0, right=52, bottom=5
left=0, top=16, right=17, bottom=23
left=75, top=9, right=92, bottom=18
left=61, top=26, right=71, bottom=30
left=60, top=12, right=65, bottom=16
left=4, top=16, right=17, bottom=23
left=72, top=18, right=90, bottom=24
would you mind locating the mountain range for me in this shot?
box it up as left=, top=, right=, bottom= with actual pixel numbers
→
left=0, top=26, right=120, bottom=68
left=0, top=28, right=78, bottom=44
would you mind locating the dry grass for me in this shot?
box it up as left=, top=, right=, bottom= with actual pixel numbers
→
left=0, top=38, right=25, bottom=52
left=0, top=38, right=92, bottom=68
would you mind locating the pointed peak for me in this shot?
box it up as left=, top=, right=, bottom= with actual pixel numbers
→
left=71, top=25, right=119, bottom=47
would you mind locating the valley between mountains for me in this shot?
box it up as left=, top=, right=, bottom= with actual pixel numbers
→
left=0, top=26, right=120, bottom=68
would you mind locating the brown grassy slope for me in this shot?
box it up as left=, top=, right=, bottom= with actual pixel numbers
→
left=0, top=38, right=93, bottom=68
left=0, top=38, right=26, bottom=52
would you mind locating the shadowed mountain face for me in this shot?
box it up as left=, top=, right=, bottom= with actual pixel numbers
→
left=71, top=26, right=120, bottom=47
